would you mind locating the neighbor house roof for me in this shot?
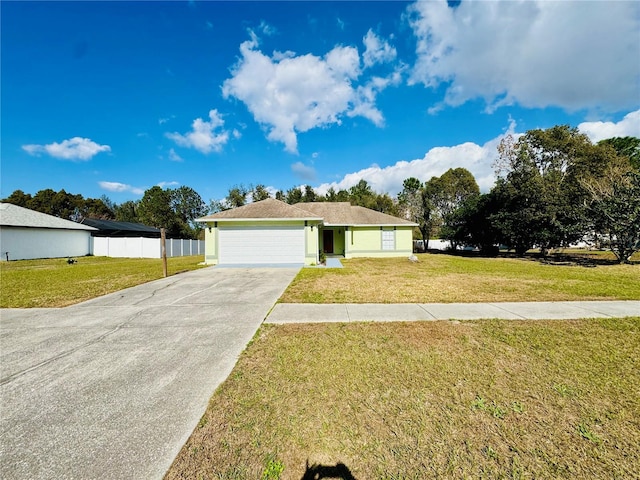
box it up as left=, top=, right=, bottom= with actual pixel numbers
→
left=0, top=203, right=97, bottom=231
left=196, top=198, right=417, bottom=226
left=80, top=218, right=161, bottom=237
left=196, top=198, right=323, bottom=222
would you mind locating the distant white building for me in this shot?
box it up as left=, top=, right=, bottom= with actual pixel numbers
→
left=0, top=203, right=97, bottom=261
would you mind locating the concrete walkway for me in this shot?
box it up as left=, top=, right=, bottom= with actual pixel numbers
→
left=266, top=300, right=640, bottom=323
left=0, top=266, right=300, bottom=480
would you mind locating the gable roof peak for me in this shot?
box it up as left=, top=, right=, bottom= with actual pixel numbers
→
left=196, top=197, right=322, bottom=221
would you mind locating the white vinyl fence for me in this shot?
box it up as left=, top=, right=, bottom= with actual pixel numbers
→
left=91, top=237, right=204, bottom=259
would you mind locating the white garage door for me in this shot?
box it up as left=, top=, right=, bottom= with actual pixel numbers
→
left=218, top=226, right=305, bottom=264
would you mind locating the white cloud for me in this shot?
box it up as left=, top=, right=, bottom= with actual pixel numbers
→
left=222, top=33, right=394, bottom=153
left=316, top=119, right=519, bottom=196
left=157, top=181, right=180, bottom=188
left=22, top=137, right=110, bottom=161
left=259, top=20, right=277, bottom=36
left=166, top=109, right=230, bottom=154
left=578, top=109, right=640, bottom=143
left=362, top=29, right=397, bottom=68
left=168, top=148, right=184, bottom=162
left=98, top=181, right=144, bottom=195
left=348, top=74, right=403, bottom=126
left=291, top=161, right=317, bottom=181
left=407, top=0, right=640, bottom=113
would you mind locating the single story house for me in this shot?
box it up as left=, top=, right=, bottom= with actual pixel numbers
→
left=195, top=198, right=417, bottom=266
left=0, top=203, right=97, bottom=261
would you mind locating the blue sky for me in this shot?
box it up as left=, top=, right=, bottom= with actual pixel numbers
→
left=2, top=0, right=639, bottom=205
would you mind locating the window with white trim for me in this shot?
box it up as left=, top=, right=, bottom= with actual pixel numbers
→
left=381, top=230, right=395, bottom=250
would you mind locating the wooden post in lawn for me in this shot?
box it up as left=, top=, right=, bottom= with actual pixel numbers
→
left=161, top=228, right=168, bottom=278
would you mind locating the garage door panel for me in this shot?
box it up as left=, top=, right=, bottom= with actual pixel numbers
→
left=219, top=226, right=305, bottom=264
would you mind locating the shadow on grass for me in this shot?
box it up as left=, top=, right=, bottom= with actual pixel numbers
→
left=423, top=248, right=638, bottom=267
left=301, top=461, right=357, bottom=480
left=523, top=252, right=638, bottom=267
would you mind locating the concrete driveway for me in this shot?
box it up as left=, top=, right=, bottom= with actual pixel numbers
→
left=0, top=266, right=300, bottom=479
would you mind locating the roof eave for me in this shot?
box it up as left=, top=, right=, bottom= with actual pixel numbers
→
left=0, top=224, right=98, bottom=231
left=346, top=223, right=418, bottom=227
left=195, top=216, right=323, bottom=223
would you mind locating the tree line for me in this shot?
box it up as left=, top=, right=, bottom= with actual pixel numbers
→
left=212, top=180, right=399, bottom=216
left=3, top=129, right=638, bottom=261
left=2, top=186, right=208, bottom=240
left=409, top=130, right=639, bottom=263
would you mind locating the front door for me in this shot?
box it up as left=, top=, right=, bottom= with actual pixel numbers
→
left=323, top=229, right=334, bottom=254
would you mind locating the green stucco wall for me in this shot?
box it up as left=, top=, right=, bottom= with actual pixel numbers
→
left=305, top=223, right=319, bottom=264
left=204, top=224, right=218, bottom=264
left=346, top=226, right=414, bottom=258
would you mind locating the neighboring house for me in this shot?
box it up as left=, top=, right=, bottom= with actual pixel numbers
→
left=0, top=203, right=97, bottom=261
left=195, top=198, right=417, bottom=266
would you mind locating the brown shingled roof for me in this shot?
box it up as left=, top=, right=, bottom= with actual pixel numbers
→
left=197, top=198, right=417, bottom=226
left=301, top=202, right=416, bottom=226
left=196, top=198, right=322, bottom=221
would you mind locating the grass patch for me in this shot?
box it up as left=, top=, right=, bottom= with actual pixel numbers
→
left=165, top=318, right=640, bottom=479
left=0, top=255, right=206, bottom=308
left=280, top=253, right=640, bottom=303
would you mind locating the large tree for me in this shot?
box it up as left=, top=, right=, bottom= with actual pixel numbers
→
left=398, top=177, right=422, bottom=222
left=115, top=200, right=139, bottom=223
left=251, top=184, right=271, bottom=202
left=78, top=197, right=115, bottom=220
left=301, top=185, right=317, bottom=203
left=137, top=186, right=178, bottom=234
left=3, top=189, right=32, bottom=208
left=325, top=187, right=349, bottom=202
left=226, top=185, right=249, bottom=208
left=423, top=168, right=479, bottom=249
left=598, top=137, right=640, bottom=171
left=398, top=177, right=433, bottom=246
left=440, top=192, right=501, bottom=255
left=137, top=186, right=209, bottom=238
left=27, top=189, right=58, bottom=217
left=285, top=186, right=303, bottom=204
left=492, top=127, right=597, bottom=253
left=372, top=193, right=399, bottom=216
left=428, top=168, right=480, bottom=221
left=171, top=186, right=207, bottom=238
left=348, top=180, right=376, bottom=209
left=582, top=166, right=640, bottom=263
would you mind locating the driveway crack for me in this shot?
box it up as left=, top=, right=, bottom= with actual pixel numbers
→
left=133, top=280, right=180, bottom=305
left=0, top=323, right=126, bottom=386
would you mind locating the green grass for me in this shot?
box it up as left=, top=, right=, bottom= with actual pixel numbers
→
left=280, top=252, right=640, bottom=303
left=0, top=255, right=206, bottom=308
left=165, top=318, right=640, bottom=480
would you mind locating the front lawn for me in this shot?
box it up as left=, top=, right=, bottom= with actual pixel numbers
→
left=165, top=317, right=640, bottom=479
left=0, top=255, right=206, bottom=308
left=280, top=253, right=640, bottom=303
